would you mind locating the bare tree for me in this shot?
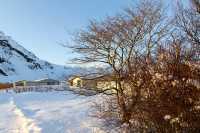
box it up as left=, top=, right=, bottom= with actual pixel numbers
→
left=191, top=0, right=200, bottom=13
left=176, top=0, right=200, bottom=57
left=71, top=0, right=169, bottom=124
left=69, top=0, right=200, bottom=132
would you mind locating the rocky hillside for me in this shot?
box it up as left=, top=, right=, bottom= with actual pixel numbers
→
left=0, top=32, right=84, bottom=82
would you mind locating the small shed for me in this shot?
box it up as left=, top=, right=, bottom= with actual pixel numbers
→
left=13, top=80, right=27, bottom=87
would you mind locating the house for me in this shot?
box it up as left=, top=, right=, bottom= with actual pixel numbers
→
left=68, top=76, right=83, bottom=87
left=68, top=74, right=118, bottom=90
left=13, top=78, right=60, bottom=87
left=68, top=76, right=97, bottom=88
left=13, top=80, right=27, bottom=87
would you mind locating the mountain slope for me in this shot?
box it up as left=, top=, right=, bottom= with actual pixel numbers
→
left=0, top=32, right=83, bottom=82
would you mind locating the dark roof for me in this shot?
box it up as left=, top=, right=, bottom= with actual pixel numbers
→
left=35, top=78, right=59, bottom=82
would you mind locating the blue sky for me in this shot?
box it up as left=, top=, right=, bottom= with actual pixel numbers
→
left=0, top=0, right=181, bottom=66
left=0, top=0, right=134, bottom=65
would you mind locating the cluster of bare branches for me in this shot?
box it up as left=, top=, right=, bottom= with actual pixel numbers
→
left=70, top=0, right=200, bottom=132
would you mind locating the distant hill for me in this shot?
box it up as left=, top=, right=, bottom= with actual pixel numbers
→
left=0, top=32, right=88, bottom=82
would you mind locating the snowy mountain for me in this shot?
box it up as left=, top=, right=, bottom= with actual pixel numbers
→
left=0, top=32, right=85, bottom=82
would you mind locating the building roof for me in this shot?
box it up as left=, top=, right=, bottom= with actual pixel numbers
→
left=34, top=78, right=59, bottom=82
left=68, top=73, right=115, bottom=82
left=14, top=80, right=27, bottom=83
left=68, top=76, right=81, bottom=81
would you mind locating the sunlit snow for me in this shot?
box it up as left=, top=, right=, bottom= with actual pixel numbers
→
left=0, top=88, right=105, bottom=133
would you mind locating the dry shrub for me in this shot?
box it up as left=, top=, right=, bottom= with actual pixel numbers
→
left=70, top=0, right=200, bottom=132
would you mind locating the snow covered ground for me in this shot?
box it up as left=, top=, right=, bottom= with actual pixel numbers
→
left=0, top=88, right=107, bottom=133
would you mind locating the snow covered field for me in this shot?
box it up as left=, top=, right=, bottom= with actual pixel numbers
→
left=0, top=88, right=106, bottom=133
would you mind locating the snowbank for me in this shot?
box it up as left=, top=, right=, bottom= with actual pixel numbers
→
left=0, top=89, right=106, bottom=133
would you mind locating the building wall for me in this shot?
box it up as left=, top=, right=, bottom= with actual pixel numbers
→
left=14, top=81, right=26, bottom=87
left=26, top=81, right=59, bottom=86
left=70, top=77, right=119, bottom=90
left=72, top=77, right=83, bottom=87
left=70, top=77, right=98, bottom=89
left=26, top=82, right=38, bottom=86
left=82, top=80, right=97, bottom=89
left=14, top=80, right=60, bottom=87
left=97, top=81, right=117, bottom=90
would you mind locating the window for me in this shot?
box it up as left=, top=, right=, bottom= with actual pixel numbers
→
left=77, top=80, right=81, bottom=87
